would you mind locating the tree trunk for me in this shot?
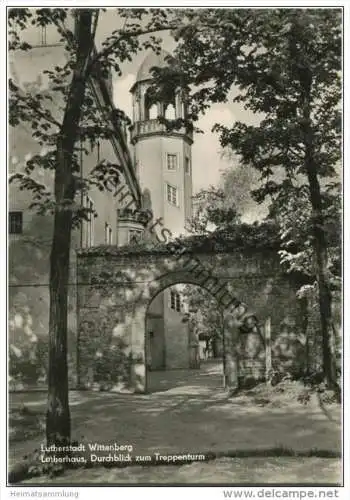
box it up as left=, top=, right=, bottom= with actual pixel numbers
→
left=305, top=166, right=338, bottom=390
left=47, top=209, right=73, bottom=446
left=264, top=317, right=272, bottom=382
left=46, top=11, right=95, bottom=446
left=301, top=75, right=338, bottom=392
left=299, top=296, right=309, bottom=377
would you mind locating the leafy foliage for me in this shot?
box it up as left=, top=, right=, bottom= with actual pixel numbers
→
left=183, top=285, right=223, bottom=355
left=153, top=9, right=341, bottom=191
left=271, top=182, right=341, bottom=282
left=78, top=220, right=280, bottom=257
left=189, top=152, right=263, bottom=235
left=190, top=185, right=240, bottom=234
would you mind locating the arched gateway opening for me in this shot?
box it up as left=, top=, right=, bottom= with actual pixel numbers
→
left=76, top=244, right=301, bottom=394
left=145, top=283, right=225, bottom=394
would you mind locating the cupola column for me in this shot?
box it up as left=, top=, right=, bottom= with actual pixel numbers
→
left=157, top=101, right=163, bottom=118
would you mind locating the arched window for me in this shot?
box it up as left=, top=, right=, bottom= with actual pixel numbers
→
left=165, top=103, right=176, bottom=120
left=144, top=90, right=158, bottom=120
left=148, top=104, right=158, bottom=119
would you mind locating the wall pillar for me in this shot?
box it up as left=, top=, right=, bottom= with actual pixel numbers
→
left=130, top=300, right=147, bottom=393
left=140, top=86, right=146, bottom=121
left=223, top=312, right=240, bottom=393
left=224, top=352, right=239, bottom=393
left=238, top=328, right=266, bottom=386
left=157, top=101, right=163, bottom=117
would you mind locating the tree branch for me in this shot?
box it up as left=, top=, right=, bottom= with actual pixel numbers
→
left=12, top=89, right=62, bottom=129
left=91, top=9, right=100, bottom=41
left=88, top=23, right=177, bottom=72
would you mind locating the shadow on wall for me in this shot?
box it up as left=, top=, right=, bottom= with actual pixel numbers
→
left=9, top=330, right=77, bottom=392
left=8, top=216, right=79, bottom=391
left=271, top=318, right=308, bottom=377
left=78, top=316, right=136, bottom=392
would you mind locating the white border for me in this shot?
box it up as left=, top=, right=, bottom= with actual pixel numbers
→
left=1, top=1, right=348, bottom=498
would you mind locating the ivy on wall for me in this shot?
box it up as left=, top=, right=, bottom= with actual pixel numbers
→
left=77, top=221, right=281, bottom=257
left=9, top=334, right=77, bottom=390
left=77, top=308, right=139, bottom=391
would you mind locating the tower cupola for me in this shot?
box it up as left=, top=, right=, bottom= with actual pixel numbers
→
left=130, top=50, right=192, bottom=146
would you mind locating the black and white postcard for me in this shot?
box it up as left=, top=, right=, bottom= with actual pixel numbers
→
left=2, top=2, right=348, bottom=497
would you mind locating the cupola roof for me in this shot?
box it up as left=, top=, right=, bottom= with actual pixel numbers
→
left=135, top=49, right=172, bottom=84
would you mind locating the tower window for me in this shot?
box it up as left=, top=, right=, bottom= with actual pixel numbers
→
left=185, top=157, right=191, bottom=175
left=90, top=140, right=101, bottom=164
left=166, top=184, right=178, bottom=206
left=145, top=89, right=158, bottom=120
left=128, top=229, right=143, bottom=244
left=165, top=103, right=176, bottom=120
left=167, top=154, right=177, bottom=171
left=39, top=26, right=47, bottom=45
left=170, top=290, right=181, bottom=312
left=9, top=212, right=23, bottom=234
left=148, top=104, right=158, bottom=120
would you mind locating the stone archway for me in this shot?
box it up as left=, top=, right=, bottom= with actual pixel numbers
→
left=143, top=280, right=228, bottom=393
left=76, top=246, right=301, bottom=393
